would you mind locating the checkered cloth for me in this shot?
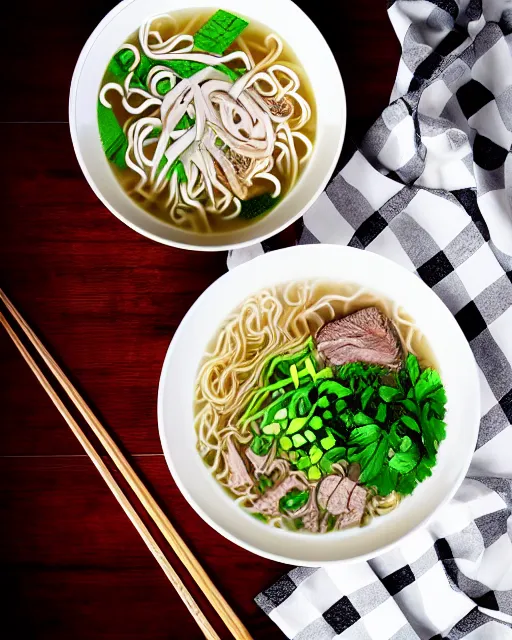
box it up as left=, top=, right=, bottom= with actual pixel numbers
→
left=229, top=0, right=512, bottom=637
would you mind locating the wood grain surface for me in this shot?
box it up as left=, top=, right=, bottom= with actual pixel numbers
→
left=0, top=2, right=398, bottom=638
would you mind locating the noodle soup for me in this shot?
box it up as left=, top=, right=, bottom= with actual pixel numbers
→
left=194, top=280, right=447, bottom=534
left=97, top=8, right=316, bottom=234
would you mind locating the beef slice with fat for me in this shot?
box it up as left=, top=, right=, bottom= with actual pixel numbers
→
left=316, top=306, right=402, bottom=369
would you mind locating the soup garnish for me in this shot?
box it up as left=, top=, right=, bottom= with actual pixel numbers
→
left=195, top=280, right=447, bottom=533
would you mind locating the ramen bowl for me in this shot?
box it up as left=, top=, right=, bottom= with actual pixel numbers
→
left=158, top=245, right=480, bottom=565
left=69, top=0, right=345, bottom=251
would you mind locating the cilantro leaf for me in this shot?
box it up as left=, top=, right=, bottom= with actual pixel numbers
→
left=416, top=455, right=436, bottom=482
left=361, top=386, right=374, bottom=410
left=359, top=436, right=389, bottom=483
left=401, top=415, right=420, bottom=433
left=379, top=386, right=402, bottom=402
left=415, top=368, right=443, bottom=403
left=406, top=353, right=420, bottom=385
left=389, top=442, right=420, bottom=474
left=372, top=465, right=398, bottom=495
left=319, top=447, right=346, bottom=474
left=353, top=412, right=374, bottom=426
left=401, top=399, right=417, bottom=413
left=388, top=422, right=402, bottom=450
left=400, top=435, right=412, bottom=452
left=375, top=403, right=387, bottom=423
left=348, top=441, right=378, bottom=467
left=348, top=425, right=382, bottom=447
left=396, top=471, right=417, bottom=495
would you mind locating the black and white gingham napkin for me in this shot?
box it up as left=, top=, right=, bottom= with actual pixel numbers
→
left=229, top=1, right=512, bottom=637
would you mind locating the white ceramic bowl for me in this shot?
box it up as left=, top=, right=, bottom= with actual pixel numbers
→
left=69, top=0, right=346, bottom=251
left=158, top=245, right=480, bottom=566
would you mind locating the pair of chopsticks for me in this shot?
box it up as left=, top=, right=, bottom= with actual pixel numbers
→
left=0, top=289, right=252, bottom=640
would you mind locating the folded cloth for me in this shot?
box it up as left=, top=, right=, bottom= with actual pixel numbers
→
left=229, top=0, right=512, bottom=637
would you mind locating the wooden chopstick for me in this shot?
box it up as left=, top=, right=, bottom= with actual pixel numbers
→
left=0, top=289, right=252, bottom=640
left=0, top=310, right=220, bottom=640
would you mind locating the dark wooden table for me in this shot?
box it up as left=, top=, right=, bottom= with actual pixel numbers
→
left=0, top=3, right=399, bottom=638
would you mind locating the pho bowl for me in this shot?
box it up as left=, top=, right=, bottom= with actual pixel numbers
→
left=69, top=0, right=345, bottom=251
left=157, top=245, right=480, bottom=566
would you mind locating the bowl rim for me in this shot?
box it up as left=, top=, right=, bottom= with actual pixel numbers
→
left=68, top=0, right=347, bottom=252
left=157, top=245, right=480, bottom=566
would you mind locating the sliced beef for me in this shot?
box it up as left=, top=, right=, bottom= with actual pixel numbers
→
left=252, top=476, right=307, bottom=516
left=295, top=496, right=320, bottom=533
left=327, top=478, right=357, bottom=515
left=336, top=485, right=367, bottom=530
left=245, top=447, right=271, bottom=475
left=316, top=307, right=402, bottom=370
left=226, top=438, right=253, bottom=491
left=316, top=475, right=368, bottom=529
left=317, top=475, right=343, bottom=510
left=316, top=476, right=356, bottom=515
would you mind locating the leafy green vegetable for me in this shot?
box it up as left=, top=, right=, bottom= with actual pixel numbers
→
left=389, top=449, right=419, bottom=474
left=250, top=434, right=273, bottom=456
left=406, top=353, right=420, bottom=385
left=396, top=471, right=417, bottom=495
left=107, top=47, right=136, bottom=80
left=318, top=380, right=352, bottom=399
left=251, top=512, right=268, bottom=523
left=361, top=386, right=374, bottom=410
left=175, top=113, right=195, bottom=130
left=239, top=193, right=279, bottom=220
left=401, top=415, right=420, bottom=433
left=375, top=403, right=387, bottom=423
left=379, top=386, right=402, bottom=402
left=359, top=437, right=389, bottom=484
left=348, top=424, right=382, bottom=447
left=372, top=466, right=398, bottom=495
left=258, top=475, right=273, bottom=493
left=279, top=489, right=309, bottom=512
left=194, top=9, right=248, bottom=55
left=97, top=102, right=128, bottom=169
left=319, top=447, right=346, bottom=474
left=240, top=342, right=447, bottom=499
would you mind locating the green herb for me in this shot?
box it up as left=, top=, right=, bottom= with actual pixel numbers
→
left=319, top=447, right=346, bottom=474
left=279, top=488, right=309, bottom=513
left=317, top=380, right=352, bottom=399
left=406, top=353, right=420, bottom=385
left=379, top=386, right=402, bottom=402
left=240, top=346, right=446, bottom=498
left=353, top=412, right=374, bottom=426
left=258, top=475, right=273, bottom=493
left=239, top=193, right=279, bottom=220
left=375, top=403, right=387, bottom=423
left=361, top=386, right=374, bottom=410
left=194, top=9, right=248, bottom=55
left=156, top=77, right=173, bottom=95
left=250, top=434, right=273, bottom=456
left=292, top=433, right=307, bottom=448
left=251, top=512, right=268, bottom=523
left=348, top=424, right=382, bottom=447
left=175, top=113, right=195, bottom=130
left=97, top=102, right=128, bottom=169
left=401, top=415, right=420, bottom=433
